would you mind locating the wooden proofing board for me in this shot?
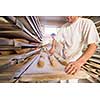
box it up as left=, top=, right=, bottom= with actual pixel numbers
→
left=19, top=70, right=89, bottom=82
left=18, top=52, right=89, bottom=82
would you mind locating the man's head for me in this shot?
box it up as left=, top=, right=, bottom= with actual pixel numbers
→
left=65, top=16, right=79, bottom=23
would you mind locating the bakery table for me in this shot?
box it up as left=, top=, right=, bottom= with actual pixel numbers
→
left=18, top=70, right=90, bottom=83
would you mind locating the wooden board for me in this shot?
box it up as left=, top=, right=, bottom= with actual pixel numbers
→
left=19, top=70, right=89, bottom=82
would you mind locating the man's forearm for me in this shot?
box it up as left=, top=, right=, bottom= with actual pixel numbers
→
left=51, top=39, right=56, bottom=49
left=49, top=39, right=57, bottom=54
left=76, top=43, right=97, bottom=64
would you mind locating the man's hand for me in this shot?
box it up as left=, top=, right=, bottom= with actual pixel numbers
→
left=49, top=48, right=55, bottom=55
left=64, top=60, right=85, bottom=75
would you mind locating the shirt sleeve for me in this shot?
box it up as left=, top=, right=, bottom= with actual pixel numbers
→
left=83, top=19, right=100, bottom=46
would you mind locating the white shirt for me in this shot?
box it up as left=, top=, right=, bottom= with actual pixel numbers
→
left=56, top=17, right=100, bottom=62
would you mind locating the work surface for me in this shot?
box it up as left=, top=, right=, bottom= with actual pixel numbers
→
left=19, top=70, right=90, bottom=82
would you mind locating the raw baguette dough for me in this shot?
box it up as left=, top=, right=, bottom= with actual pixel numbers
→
left=59, top=60, right=68, bottom=66
left=54, top=53, right=68, bottom=66
left=37, top=56, right=45, bottom=68
left=49, top=55, right=57, bottom=67
left=0, top=51, right=14, bottom=56
left=15, top=48, right=31, bottom=54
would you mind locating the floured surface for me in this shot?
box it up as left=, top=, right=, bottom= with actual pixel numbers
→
left=24, top=52, right=65, bottom=74
left=19, top=70, right=90, bottom=82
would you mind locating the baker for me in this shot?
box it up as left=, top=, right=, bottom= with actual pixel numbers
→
left=49, top=16, right=99, bottom=75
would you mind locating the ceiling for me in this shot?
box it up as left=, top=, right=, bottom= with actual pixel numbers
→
left=38, top=16, right=66, bottom=28
left=38, top=16, right=91, bottom=27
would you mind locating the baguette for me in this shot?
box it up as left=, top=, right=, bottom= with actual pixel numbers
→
left=54, top=53, right=68, bottom=66
left=37, top=56, right=45, bottom=68
left=49, top=55, right=57, bottom=67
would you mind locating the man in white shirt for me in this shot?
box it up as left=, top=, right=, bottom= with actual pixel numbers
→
left=49, top=16, right=100, bottom=75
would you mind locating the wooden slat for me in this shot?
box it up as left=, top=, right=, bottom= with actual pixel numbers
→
left=16, top=17, right=36, bottom=36
left=86, top=62, right=100, bottom=69
left=82, top=68, right=98, bottom=83
left=26, top=16, right=42, bottom=40
left=92, top=54, right=100, bottom=58
left=82, top=67, right=100, bottom=82
left=0, top=23, right=19, bottom=30
left=88, top=58, right=100, bottom=64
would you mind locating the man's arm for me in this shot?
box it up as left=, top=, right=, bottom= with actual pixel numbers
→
left=49, top=39, right=56, bottom=55
left=65, top=43, right=97, bottom=74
